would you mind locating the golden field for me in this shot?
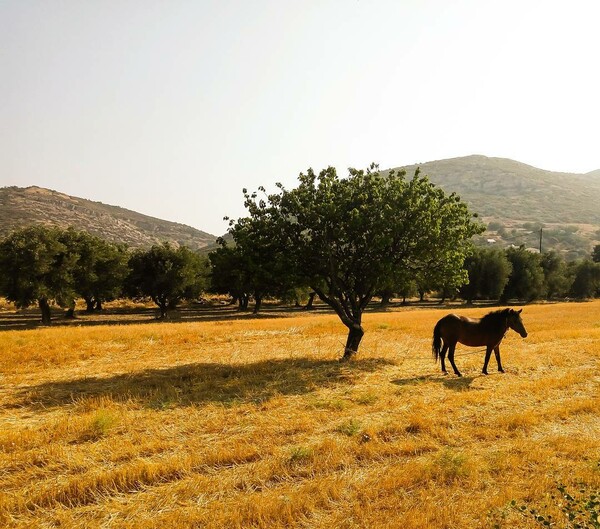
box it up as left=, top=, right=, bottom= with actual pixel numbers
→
left=0, top=301, right=599, bottom=528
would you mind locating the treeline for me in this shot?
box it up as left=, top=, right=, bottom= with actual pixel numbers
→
left=0, top=226, right=599, bottom=325
left=0, top=226, right=209, bottom=324
left=211, top=239, right=600, bottom=310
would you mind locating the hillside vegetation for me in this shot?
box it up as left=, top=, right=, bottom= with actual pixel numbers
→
left=0, top=186, right=216, bottom=250
left=1, top=301, right=598, bottom=528
left=4, top=155, right=600, bottom=256
left=397, top=155, right=600, bottom=257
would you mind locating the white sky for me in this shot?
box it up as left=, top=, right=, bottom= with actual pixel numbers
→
left=1, top=0, right=599, bottom=236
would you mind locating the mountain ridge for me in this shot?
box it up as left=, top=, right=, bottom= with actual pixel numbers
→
left=2, top=155, right=599, bottom=257
left=0, top=185, right=217, bottom=251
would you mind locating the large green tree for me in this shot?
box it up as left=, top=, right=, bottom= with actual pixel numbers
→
left=0, top=226, right=78, bottom=324
left=60, top=229, right=129, bottom=313
left=127, top=243, right=208, bottom=318
left=234, top=165, right=483, bottom=359
left=541, top=250, right=572, bottom=299
left=569, top=259, right=600, bottom=299
left=502, top=246, right=545, bottom=302
left=220, top=203, right=300, bottom=313
left=209, top=243, right=251, bottom=310
left=460, top=246, right=512, bottom=303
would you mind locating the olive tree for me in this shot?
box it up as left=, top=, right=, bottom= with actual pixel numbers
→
left=460, top=246, right=512, bottom=303
left=233, top=165, right=483, bottom=360
left=0, top=226, right=78, bottom=324
left=127, top=243, right=208, bottom=318
left=60, top=229, right=129, bottom=314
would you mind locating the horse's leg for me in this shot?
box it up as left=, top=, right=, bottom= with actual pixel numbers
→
left=494, top=346, right=504, bottom=373
left=440, top=343, right=449, bottom=374
left=448, top=343, right=462, bottom=377
left=482, top=345, right=493, bottom=375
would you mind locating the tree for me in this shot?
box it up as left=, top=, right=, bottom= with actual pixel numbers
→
left=235, top=164, right=483, bottom=359
left=569, top=259, right=600, bottom=299
left=502, top=246, right=545, bottom=302
left=541, top=250, right=572, bottom=299
left=460, top=247, right=512, bottom=303
left=127, top=243, right=208, bottom=318
left=223, top=204, right=300, bottom=313
left=209, top=243, right=251, bottom=310
left=592, top=244, right=600, bottom=263
left=0, top=226, right=78, bottom=324
left=60, top=229, right=129, bottom=314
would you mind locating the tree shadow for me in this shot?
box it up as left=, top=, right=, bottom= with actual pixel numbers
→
left=391, top=374, right=479, bottom=391
left=0, top=299, right=507, bottom=332
left=0, top=304, right=296, bottom=331
left=8, top=357, right=394, bottom=412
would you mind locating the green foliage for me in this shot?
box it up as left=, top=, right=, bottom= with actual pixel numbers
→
left=502, top=246, right=546, bottom=301
left=59, top=229, right=129, bottom=311
left=512, top=483, right=600, bottom=528
left=127, top=243, right=208, bottom=318
left=217, top=196, right=302, bottom=313
left=541, top=251, right=573, bottom=299
left=0, top=226, right=78, bottom=323
left=239, top=164, right=483, bottom=358
left=569, top=259, right=600, bottom=299
left=208, top=243, right=251, bottom=309
left=592, top=245, right=600, bottom=263
left=460, top=247, right=512, bottom=303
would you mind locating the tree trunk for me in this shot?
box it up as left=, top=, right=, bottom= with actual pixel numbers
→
left=158, top=302, right=168, bottom=319
left=95, top=300, right=103, bottom=311
left=341, top=324, right=364, bottom=361
left=85, top=298, right=95, bottom=313
left=238, top=293, right=249, bottom=310
left=253, top=293, right=262, bottom=314
left=304, top=292, right=316, bottom=310
left=380, top=289, right=392, bottom=306
left=39, top=298, right=52, bottom=325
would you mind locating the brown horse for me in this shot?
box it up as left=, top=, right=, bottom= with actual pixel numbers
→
left=432, top=308, right=528, bottom=377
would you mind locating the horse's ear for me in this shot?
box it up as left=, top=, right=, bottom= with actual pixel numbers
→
left=518, top=309, right=522, bottom=314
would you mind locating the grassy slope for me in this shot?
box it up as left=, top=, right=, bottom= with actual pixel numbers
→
left=396, top=156, right=600, bottom=257
left=0, top=186, right=217, bottom=250
left=0, top=302, right=599, bottom=528
left=398, top=155, right=600, bottom=226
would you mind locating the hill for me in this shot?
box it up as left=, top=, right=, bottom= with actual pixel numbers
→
left=396, top=155, right=600, bottom=258
left=0, top=186, right=217, bottom=251
left=3, top=156, right=600, bottom=257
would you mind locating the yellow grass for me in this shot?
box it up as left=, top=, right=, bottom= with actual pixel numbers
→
left=0, top=302, right=599, bottom=528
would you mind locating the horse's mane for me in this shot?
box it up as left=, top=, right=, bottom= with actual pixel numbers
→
left=480, top=308, right=511, bottom=325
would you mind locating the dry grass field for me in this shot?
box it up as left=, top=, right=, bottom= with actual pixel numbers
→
left=0, top=301, right=599, bottom=528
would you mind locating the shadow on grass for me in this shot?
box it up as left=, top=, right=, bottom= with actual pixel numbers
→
left=392, top=374, right=479, bottom=391
left=10, top=357, right=394, bottom=411
left=0, top=304, right=299, bottom=332
left=0, top=298, right=510, bottom=332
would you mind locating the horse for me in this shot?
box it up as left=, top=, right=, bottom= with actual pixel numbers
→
left=432, top=308, right=528, bottom=377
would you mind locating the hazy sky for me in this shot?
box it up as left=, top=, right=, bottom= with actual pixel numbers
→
left=2, top=1, right=599, bottom=235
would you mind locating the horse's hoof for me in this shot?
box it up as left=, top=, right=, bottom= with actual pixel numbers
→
left=455, top=373, right=462, bottom=378
left=482, top=370, right=488, bottom=375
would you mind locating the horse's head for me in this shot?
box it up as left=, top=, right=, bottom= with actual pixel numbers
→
left=507, top=308, right=528, bottom=338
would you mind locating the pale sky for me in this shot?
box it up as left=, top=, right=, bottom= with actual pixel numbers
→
left=2, top=0, right=599, bottom=236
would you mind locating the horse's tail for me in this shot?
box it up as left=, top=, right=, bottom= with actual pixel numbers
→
left=432, top=321, right=442, bottom=363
